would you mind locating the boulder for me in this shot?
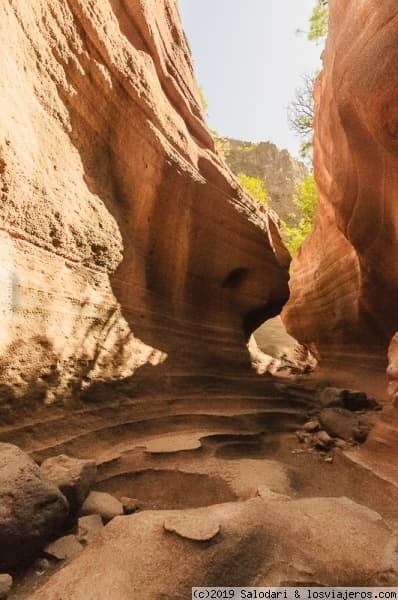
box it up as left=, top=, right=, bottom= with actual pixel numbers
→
left=40, top=455, right=97, bottom=510
left=319, top=408, right=370, bottom=443
left=0, top=443, right=68, bottom=568
left=80, top=491, right=123, bottom=522
left=28, top=497, right=398, bottom=598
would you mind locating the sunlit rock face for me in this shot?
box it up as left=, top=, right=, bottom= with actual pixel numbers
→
left=0, top=0, right=289, bottom=407
left=221, top=138, right=308, bottom=220
left=284, top=0, right=398, bottom=366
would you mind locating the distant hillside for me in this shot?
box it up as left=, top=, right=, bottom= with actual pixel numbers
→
left=219, top=138, right=308, bottom=220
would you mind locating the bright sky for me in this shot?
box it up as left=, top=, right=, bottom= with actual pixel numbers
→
left=178, top=0, right=322, bottom=158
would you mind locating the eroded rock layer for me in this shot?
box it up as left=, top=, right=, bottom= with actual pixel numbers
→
left=27, top=497, right=398, bottom=597
left=284, top=0, right=398, bottom=365
left=221, top=138, right=308, bottom=220
left=0, top=0, right=289, bottom=409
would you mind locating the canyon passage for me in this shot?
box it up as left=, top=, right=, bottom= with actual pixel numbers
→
left=0, top=0, right=398, bottom=598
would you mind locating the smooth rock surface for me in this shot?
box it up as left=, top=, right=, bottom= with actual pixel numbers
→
left=44, top=535, right=83, bottom=561
left=77, top=515, right=104, bottom=543
left=80, top=491, right=123, bottom=522
left=28, top=497, right=398, bottom=598
left=0, top=0, right=290, bottom=409
left=283, top=0, right=398, bottom=367
left=40, top=455, right=97, bottom=510
left=163, top=515, right=221, bottom=542
left=0, top=443, right=68, bottom=568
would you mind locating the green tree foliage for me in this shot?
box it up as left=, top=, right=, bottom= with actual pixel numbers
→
left=281, top=175, right=317, bottom=254
left=238, top=173, right=269, bottom=207
left=308, top=0, right=329, bottom=44
left=287, top=2, right=328, bottom=161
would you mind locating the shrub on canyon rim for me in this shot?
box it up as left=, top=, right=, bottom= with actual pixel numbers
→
left=238, top=173, right=269, bottom=207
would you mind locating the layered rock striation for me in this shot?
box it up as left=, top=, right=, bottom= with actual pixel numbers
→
left=284, top=0, right=398, bottom=367
left=0, top=0, right=289, bottom=410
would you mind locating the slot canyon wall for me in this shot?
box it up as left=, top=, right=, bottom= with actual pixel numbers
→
left=284, top=0, right=398, bottom=389
left=0, top=0, right=290, bottom=409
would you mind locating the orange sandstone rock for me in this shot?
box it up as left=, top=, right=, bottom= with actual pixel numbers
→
left=0, top=0, right=289, bottom=407
left=388, top=333, right=398, bottom=405
left=284, top=0, right=398, bottom=366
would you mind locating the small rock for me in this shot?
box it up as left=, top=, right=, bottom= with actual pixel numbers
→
left=303, top=420, right=320, bottom=433
left=334, top=438, right=347, bottom=450
left=324, top=456, right=334, bottom=463
left=44, top=535, right=83, bottom=561
left=313, top=430, right=334, bottom=450
left=80, top=491, right=123, bottom=522
left=319, top=407, right=371, bottom=442
left=295, top=430, right=310, bottom=443
left=40, top=455, right=97, bottom=511
left=0, top=574, right=12, bottom=599
left=33, top=557, right=51, bottom=575
left=77, top=515, right=104, bottom=543
left=164, top=515, right=220, bottom=541
left=353, top=427, right=370, bottom=443
left=121, top=497, right=139, bottom=515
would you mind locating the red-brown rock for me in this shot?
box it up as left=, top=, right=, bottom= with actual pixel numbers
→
left=388, top=333, right=398, bottom=406
left=284, top=1, right=398, bottom=367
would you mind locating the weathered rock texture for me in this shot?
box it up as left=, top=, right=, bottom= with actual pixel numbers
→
left=40, top=454, right=97, bottom=510
left=0, top=443, right=69, bottom=568
left=0, top=0, right=289, bottom=408
left=284, top=0, right=398, bottom=365
left=221, top=138, right=307, bottom=220
left=29, top=498, right=398, bottom=598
